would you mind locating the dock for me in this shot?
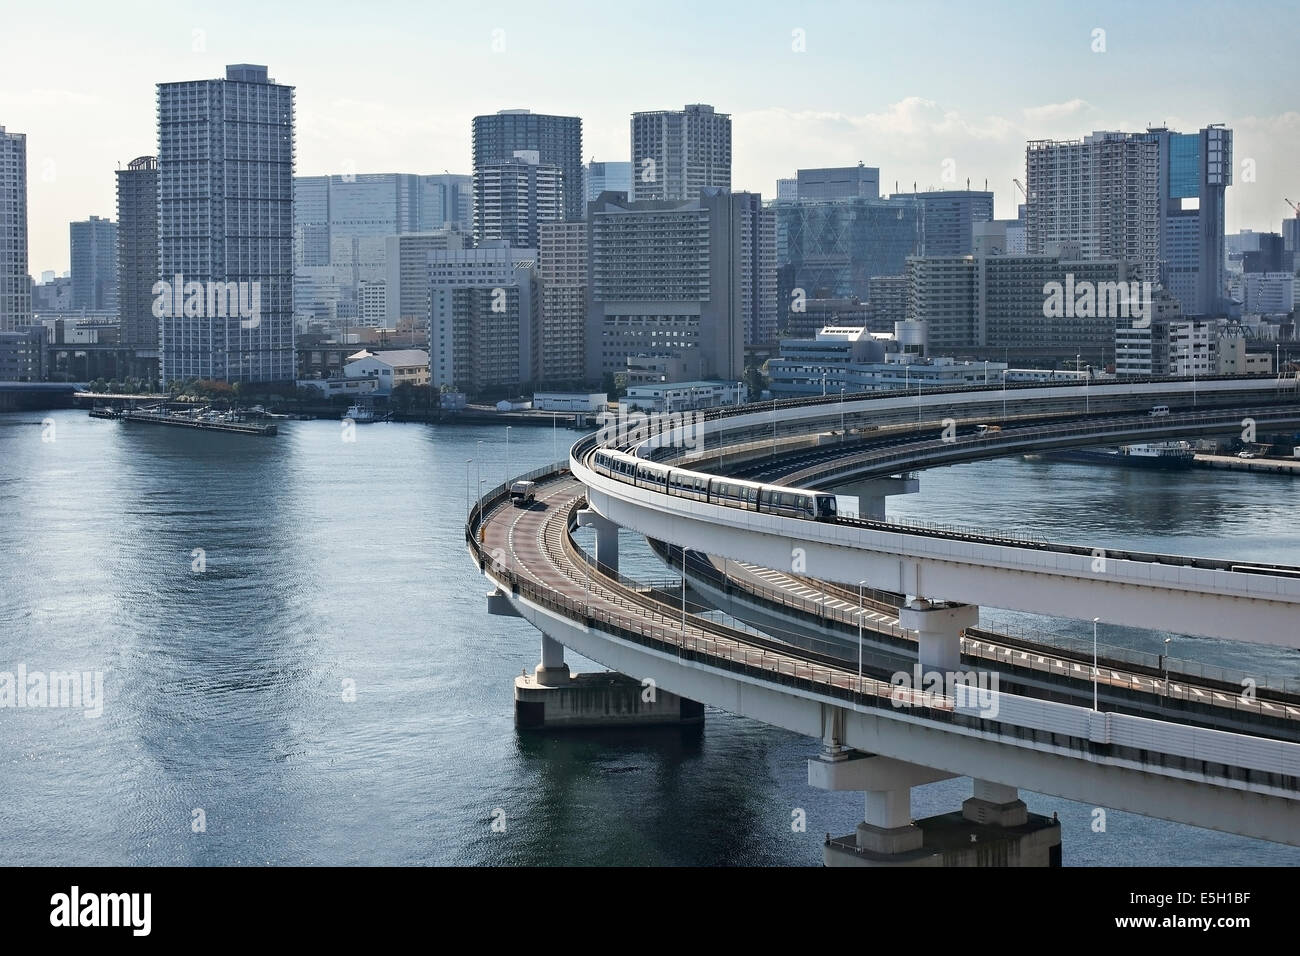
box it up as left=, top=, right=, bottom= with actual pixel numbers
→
left=1194, top=453, right=1300, bottom=475
left=89, top=403, right=277, bottom=435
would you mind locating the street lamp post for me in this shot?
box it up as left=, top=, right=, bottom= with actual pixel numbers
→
left=772, top=397, right=777, bottom=455
left=505, top=425, right=512, bottom=487
left=466, top=458, right=472, bottom=516
left=552, top=413, right=557, bottom=463
left=840, top=387, right=845, bottom=435
left=821, top=372, right=826, bottom=397
left=1086, top=366, right=1091, bottom=414
left=1001, top=370, right=1008, bottom=421
left=475, top=440, right=483, bottom=506
left=1163, top=637, right=1172, bottom=698
left=1092, top=616, right=1100, bottom=710
left=858, top=580, right=867, bottom=696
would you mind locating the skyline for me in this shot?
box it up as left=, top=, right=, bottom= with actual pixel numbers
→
left=2, top=0, right=1297, bottom=275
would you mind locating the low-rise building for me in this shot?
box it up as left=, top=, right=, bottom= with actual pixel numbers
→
left=343, top=348, right=431, bottom=394
left=0, top=327, right=46, bottom=381
left=620, top=380, right=747, bottom=414
left=533, top=391, right=608, bottom=412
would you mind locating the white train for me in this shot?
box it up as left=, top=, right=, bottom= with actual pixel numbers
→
left=590, top=447, right=838, bottom=522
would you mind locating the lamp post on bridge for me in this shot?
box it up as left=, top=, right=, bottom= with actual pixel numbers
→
left=505, top=425, right=512, bottom=488
left=858, top=580, right=867, bottom=697
left=1092, top=616, right=1100, bottom=711
left=1001, top=369, right=1008, bottom=422
left=475, top=441, right=483, bottom=506
left=1163, top=636, right=1172, bottom=699
left=840, top=386, right=846, bottom=436
left=465, top=458, right=472, bottom=515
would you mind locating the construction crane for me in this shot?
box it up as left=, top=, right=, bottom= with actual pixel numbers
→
left=1286, top=198, right=1299, bottom=218
left=1013, top=178, right=1027, bottom=200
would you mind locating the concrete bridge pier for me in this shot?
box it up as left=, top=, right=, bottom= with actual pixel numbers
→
left=535, top=633, right=571, bottom=686
left=834, top=474, right=921, bottom=520
left=899, top=599, right=978, bottom=673
left=576, top=508, right=619, bottom=575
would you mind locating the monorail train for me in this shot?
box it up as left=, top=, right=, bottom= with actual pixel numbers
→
left=590, top=447, right=838, bottom=521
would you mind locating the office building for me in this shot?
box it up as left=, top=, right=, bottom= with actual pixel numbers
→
left=384, top=229, right=470, bottom=337
left=428, top=242, right=539, bottom=394
left=115, top=157, right=158, bottom=355
left=776, top=196, right=921, bottom=305
left=904, top=190, right=994, bottom=256
left=69, top=216, right=119, bottom=313
left=584, top=161, right=631, bottom=202
left=538, top=221, right=587, bottom=385
left=0, top=126, right=31, bottom=332
left=473, top=150, right=564, bottom=247
left=1242, top=273, right=1294, bottom=314
left=776, top=178, right=798, bottom=202
left=796, top=165, right=879, bottom=201
left=472, top=110, right=583, bottom=222
left=630, top=104, right=730, bottom=202
left=585, top=188, right=770, bottom=384
left=906, top=251, right=1139, bottom=362
left=293, top=172, right=472, bottom=319
left=157, top=64, right=295, bottom=383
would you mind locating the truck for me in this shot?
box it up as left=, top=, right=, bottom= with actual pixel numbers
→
left=510, top=480, right=536, bottom=507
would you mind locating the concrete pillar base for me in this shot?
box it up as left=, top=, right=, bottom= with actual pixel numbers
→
left=961, top=797, right=1030, bottom=828
left=533, top=663, right=571, bottom=687
left=514, top=671, right=704, bottom=731
left=855, top=820, right=924, bottom=854
left=825, top=811, right=1061, bottom=867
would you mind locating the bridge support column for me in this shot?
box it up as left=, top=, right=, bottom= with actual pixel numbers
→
left=534, top=633, right=571, bottom=687
left=576, top=508, right=619, bottom=575
left=899, top=599, right=978, bottom=673
left=809, top=746, right=950, bottom=860
left=962, top=779, right=1029, bottom=828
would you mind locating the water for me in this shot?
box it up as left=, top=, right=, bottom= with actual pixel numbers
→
left=1, top=410, right=1297, bottom=866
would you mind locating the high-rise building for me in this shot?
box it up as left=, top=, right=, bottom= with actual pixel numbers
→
left=472, top=110, right=583, bottom=222
left=796, top=166, right=879, bottom=201
left=1026, top=132, right=1159, bottom=280
left=419, top=173, right=472, bottom=232
left=384, top=229, right=470, bottom=336
left=584, top=161, right=631, bottom=203
left=538, top=222, right=587, bottom=385
left=428, top=242, right=539, bottom=393
left=115, top=156, right=159, bottom=356
left=584, top=188, right=767, bottom=384
left=776, top=178, right=798, bottom=203
left=1026, top=126, right=1231, bottom=316
left=630, top=104, right=731, bottom=203
left=473, top=150, right=564, bottom=247
left=901, top=190, right=994, bottom=257
left=69, top=216, right=119, bottom=313
left=292, top=172, right=473, bottom=320
left=0, top=126, right=31, bottom=332
left=1284, top=217, right=1300, bottom=255
left=157, top=64, right=295, bottom=383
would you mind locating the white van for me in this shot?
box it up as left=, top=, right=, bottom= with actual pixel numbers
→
left=510, top=480, right=536, bottom=507
left=1149, top=405, right=1170, bottom=418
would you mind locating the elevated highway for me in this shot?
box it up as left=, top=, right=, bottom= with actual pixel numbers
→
left=471, top=376, right=1300, bottom=859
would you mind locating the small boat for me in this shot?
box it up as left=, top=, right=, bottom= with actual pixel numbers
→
left=344, top=401, right=375, bottom=423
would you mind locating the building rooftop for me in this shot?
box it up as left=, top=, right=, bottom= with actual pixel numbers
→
left=347, top=349, right=429, bottom=367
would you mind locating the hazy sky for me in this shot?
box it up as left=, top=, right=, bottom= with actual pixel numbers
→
left=3, top=0, right=1297, bottom=275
